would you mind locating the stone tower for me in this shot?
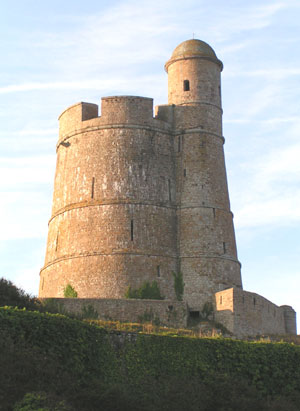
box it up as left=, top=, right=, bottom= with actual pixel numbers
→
left=164, top=39, right=242, bottom=310
left=39, top=39, right=297, bottom=336
left=39, top=39, right=242, bottom=309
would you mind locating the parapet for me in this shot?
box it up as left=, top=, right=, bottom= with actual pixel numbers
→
left=59, top=102, right=99, bottom=138
left=214, top=288, right=296, bottom=337
left=100, top=96, right=153, bottom=125
left=280, top=305, right=297, bottom=334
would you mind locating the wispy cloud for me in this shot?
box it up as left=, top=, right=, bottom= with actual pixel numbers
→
left=233, top=141, right=300, bottom=229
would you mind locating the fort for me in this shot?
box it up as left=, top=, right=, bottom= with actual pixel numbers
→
left=39, top=39, right=296, bottom=337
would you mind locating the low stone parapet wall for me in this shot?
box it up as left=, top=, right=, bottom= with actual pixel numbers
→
left=40, top=297, right=188, bottom=328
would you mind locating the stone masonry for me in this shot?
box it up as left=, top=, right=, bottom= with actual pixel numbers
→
left=39, top=39, right=296, bottom=336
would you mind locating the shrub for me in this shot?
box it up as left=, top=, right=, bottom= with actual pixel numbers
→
left=172, top=271, right=184, bottom=301
left=13, top=392, right=72, bottom=411
left=81, top=304, right=99, bottom=320
left=125, top=281, right=164, bottom=300
left=63, top=284, right=78, bottom=298
left=200, top=301, right=214, bottom=320
left=0, top=277, right=36, bottom=310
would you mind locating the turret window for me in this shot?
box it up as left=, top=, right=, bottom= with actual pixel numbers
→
left=131, top=220, right=134, bottom=241
left=183, top=80, right=190, bottom=91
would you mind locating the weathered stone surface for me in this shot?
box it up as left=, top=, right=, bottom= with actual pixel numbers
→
left=39, top=39, right=296, bottom=337
left=40, top=298, right=187, bottom=328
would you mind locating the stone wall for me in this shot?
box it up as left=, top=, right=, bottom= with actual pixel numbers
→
left=41, top=298, right=188, bottom=328
left=214, top=288, right=296, bottom=337
left=40, top=96, right=178, bottom=299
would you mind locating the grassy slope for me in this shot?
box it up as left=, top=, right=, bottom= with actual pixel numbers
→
left=1, top=307, right=300, bottom=411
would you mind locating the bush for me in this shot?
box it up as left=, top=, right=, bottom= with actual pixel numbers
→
left=13, top=392, right=72, bottom=411
left=125, top=281, right=164, bottom=300
left=172, top=271, right=184, bottom=301
left=0, top=277, right=36, bottom=310
left=63, top=284, right=78, bottom=298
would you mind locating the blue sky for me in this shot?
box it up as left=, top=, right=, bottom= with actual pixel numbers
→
left=0, top=0, right=299, bottom=331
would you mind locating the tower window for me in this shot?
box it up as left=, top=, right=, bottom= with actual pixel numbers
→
left=91, top=177, right=95, bottom=199
left=220, top=296, right=222, bottom=305
left=131, top=220, right=134, bottom=241
left=55, top=232, right=59, bottom=251
left=178, top=136, right=181, bottom=152
left=223, top=242, right=226, bottom=254
left=157, top=265, right=160, bottom=277
left=183, top=80, right=190, bottom=91
left=183, top=169, right=186, bottom=177
left=168, top=179, right=171, bottom=202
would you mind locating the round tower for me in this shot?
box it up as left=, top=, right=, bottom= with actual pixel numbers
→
left=165, top=39, right=242, bottom=310
left=39, top=96, right=177, bottom=299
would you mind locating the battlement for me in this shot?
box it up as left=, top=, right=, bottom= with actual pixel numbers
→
left=101, top=96, right=153, bottom=124
left=59, top=102, right=99, bottom=138
left=58, top=97, right=155, bottom=140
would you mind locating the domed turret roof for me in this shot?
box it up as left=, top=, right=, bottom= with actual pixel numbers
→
left=165, top=39, right=223, bottom=71
left=171, top=39, right=217, bottom=59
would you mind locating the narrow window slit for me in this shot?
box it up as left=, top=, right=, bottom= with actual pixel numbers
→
left=168, top=179, right=171, bottom=202
left=213, top=208, right=216, bottom=218
left=220, top=296, right=222, bottom=305
left=157, top=265, right=160, bottom=277
left=178, top=136, right=181, bottom=152
left=55, top=233, right=59, bottom=251
left=91, top=177, right=95, bottom=199
left=183, top=169, right=186, bottom=177
left=223, top=242, right=226, bottom=254
left=131, top=220, right=134, bottom=241
left=183, top=80, right=190, bottom=91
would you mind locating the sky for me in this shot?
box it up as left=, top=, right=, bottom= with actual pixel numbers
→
left=0, top=0, right=299, bottom=331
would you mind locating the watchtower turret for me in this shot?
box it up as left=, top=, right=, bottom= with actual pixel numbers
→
left=165, top=39, right=223, bottom=106
left=163, top=39, right=242, bottom=311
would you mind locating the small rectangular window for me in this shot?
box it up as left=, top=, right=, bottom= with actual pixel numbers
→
left=157, top=265, right=160, bottom=277
left=223, top=242, right=226, bottom=254
left=55, top=233, right=59, bottom=251
left=213, top=208, right=216, bottom=218
left=183, top=169, right=186, bottom=177
left=131, top=220, right=134, bottom=241
left=220, top=296, right=222, bottom=305
left=91, top=177, right=95, bottom=199
left=183, top=80, right=190, bottom=91
left=168, top=179, right=171, bottom=202
left=178, top=136, right=181, bottom=152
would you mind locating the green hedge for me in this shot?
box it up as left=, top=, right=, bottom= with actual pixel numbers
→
left=1, top=307, right=300, bottom=411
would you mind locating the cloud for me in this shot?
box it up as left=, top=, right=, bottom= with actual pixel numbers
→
left=226, top=68, right=300, bottom=80
left=233, top=141, right=300, bottom=229
left=0, top=156, right=55, bottom=187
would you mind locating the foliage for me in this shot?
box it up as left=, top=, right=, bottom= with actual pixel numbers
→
left=38, top=298, right=69, bottom=316
left=81, top=304, right=99, bottom=320
left=0, top=277, right=36, bottom=310
left=172, top=271, right=184, bottom=301
left=200, top=301, right=214, bottom=320
left=125, top=281, right=164, bottom=300
left=137, top=308, right=160, bottom=326
left=13, top=392, right=72, bottom=411
left=63, top=284, right=78, bottom=298
left=1, top=307, right=300, bottom=411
